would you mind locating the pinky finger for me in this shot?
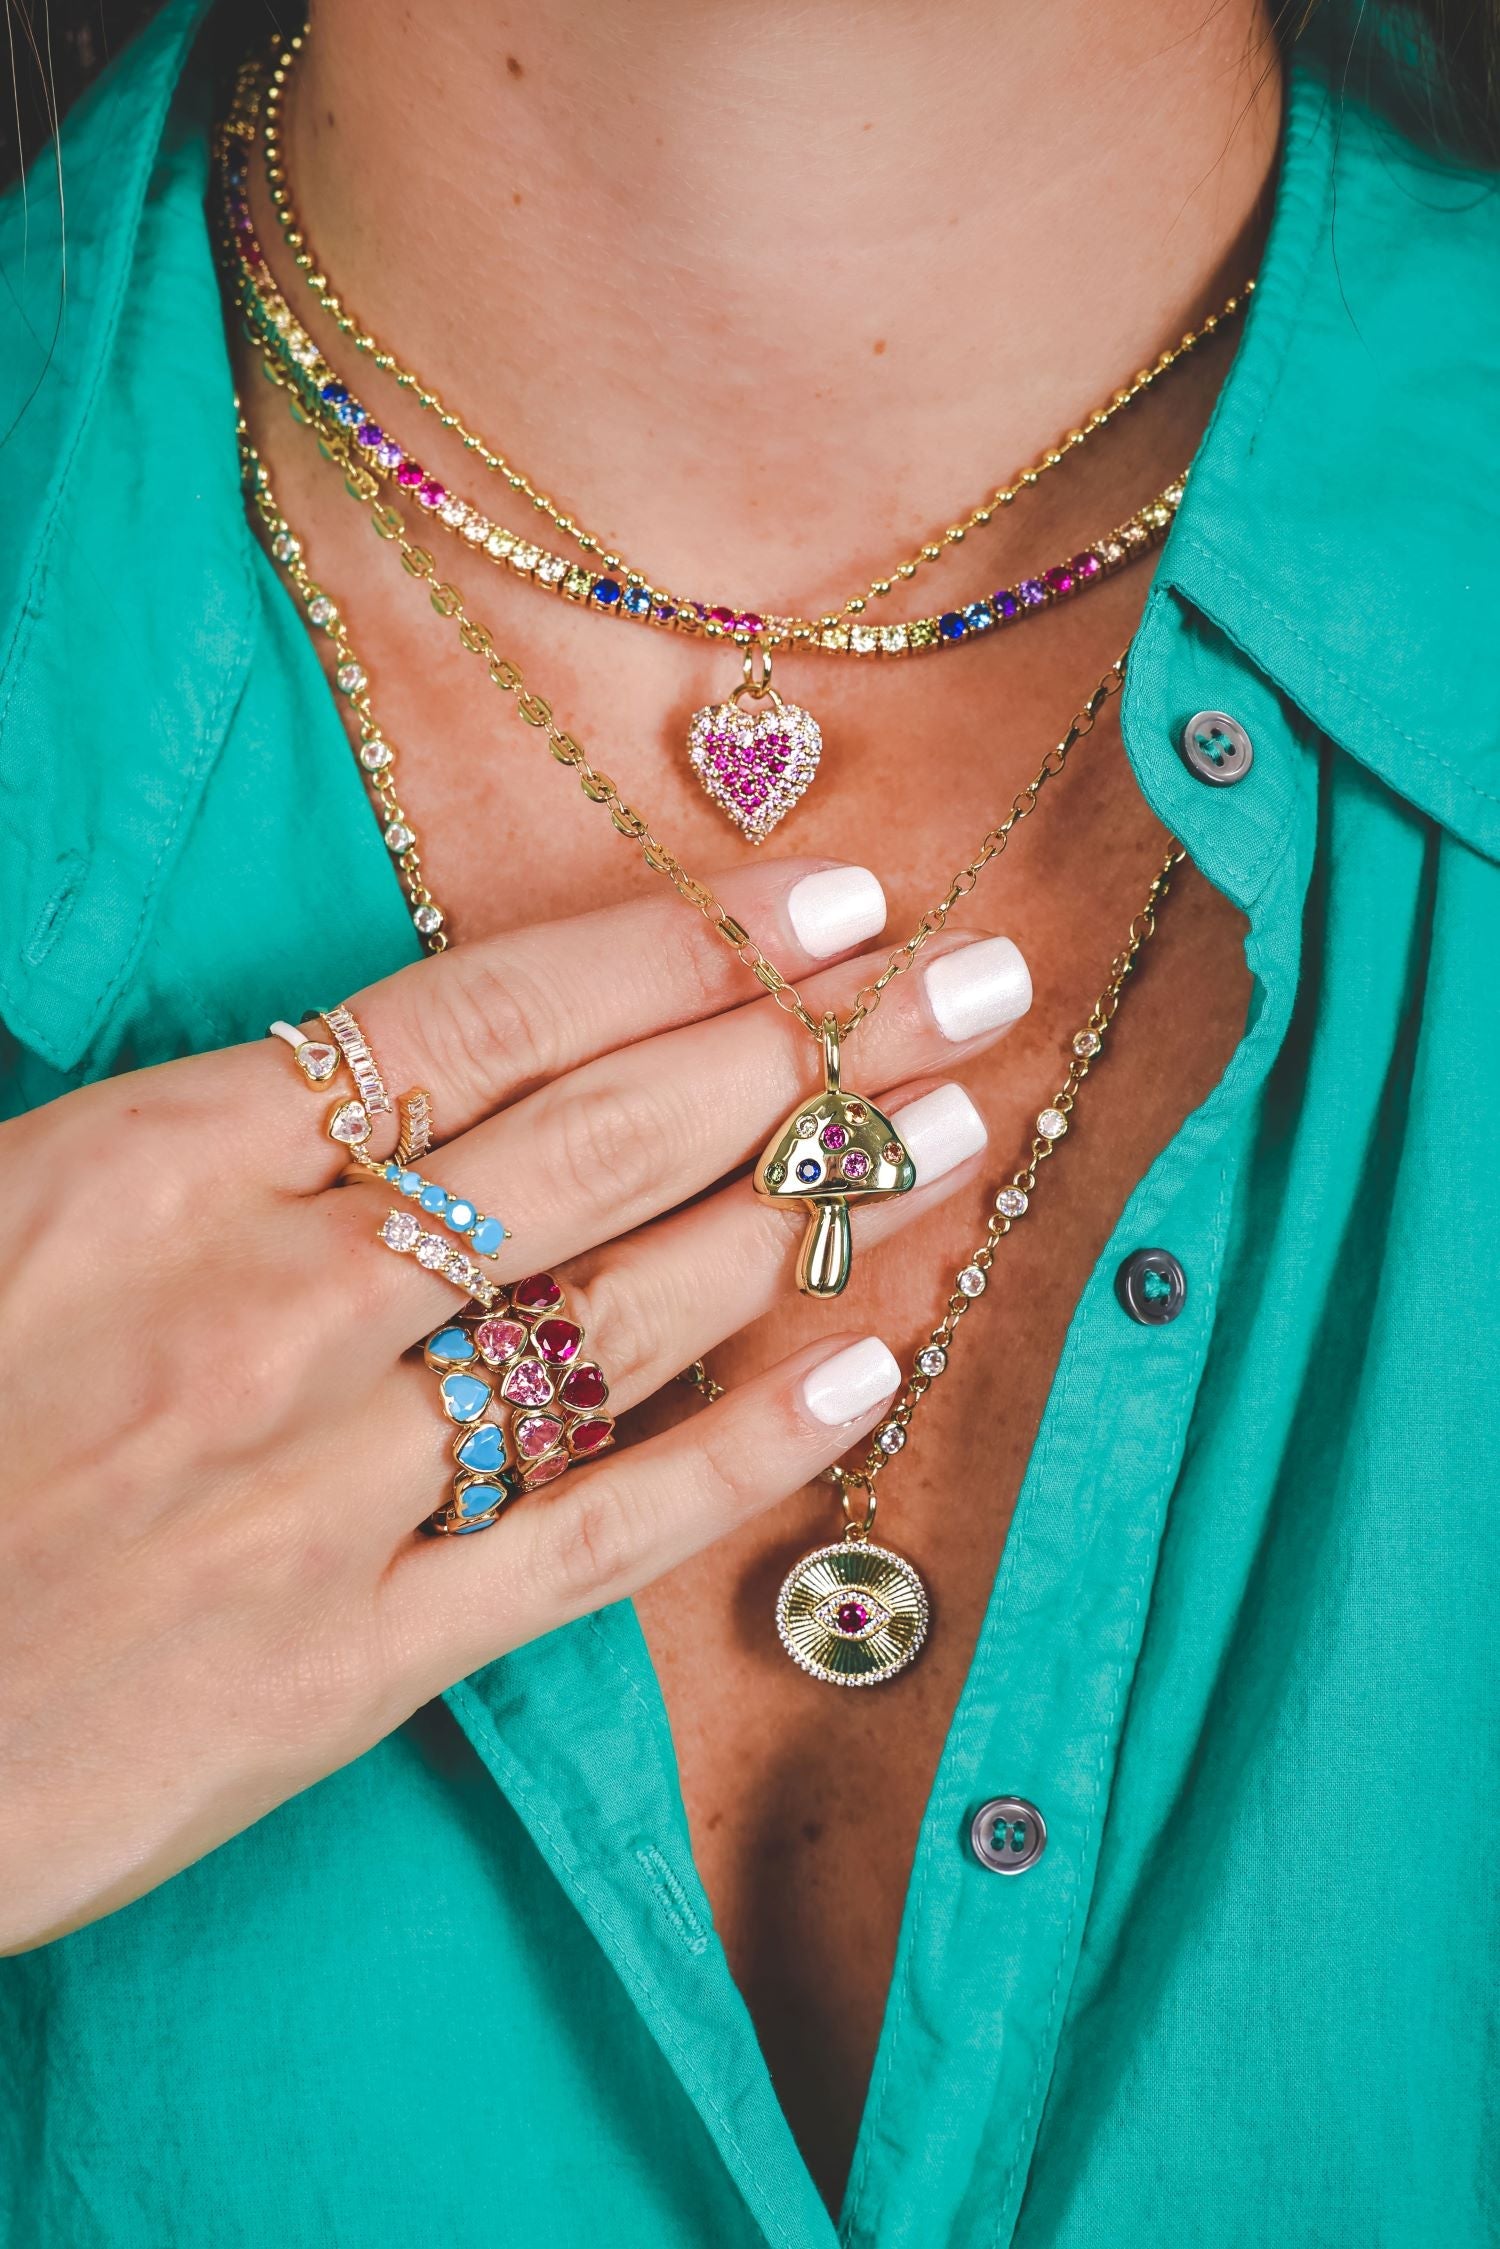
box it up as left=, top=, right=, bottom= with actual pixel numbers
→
left=389, top=1332, right=902, bottom=1689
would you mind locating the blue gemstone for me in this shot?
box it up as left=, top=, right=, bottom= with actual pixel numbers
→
left=320, top=382, right=350, bottom=406
left=398, top=1170, right=423, bottom=1197
left=427, top=1325, right=476, bottom=1368
left=440, top=1372, right=492, bottom=1424
left=455, top=1424, right=507, bottom=1474
left=939, top=611, right=966, bottom=641
left=446, top=1199, right=478, bottom=1233
left=795, top=1157, right=823, bottom=1184
left=384, top=1160, right=401, bottom=1182
left=420, top=1183, right=449, bottom=1215
left=592, top=579, right=623, bottom=608
left=622, top=585, right=652, bottom=615
left=456, top=1479, right=506, bottom=1519
left=963, top=601, right=994, bottom=633
left=470, top=1216, right=506, bottom=1256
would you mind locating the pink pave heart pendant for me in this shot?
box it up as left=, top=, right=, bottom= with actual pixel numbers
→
left=687, top=684, right=822, bottom=845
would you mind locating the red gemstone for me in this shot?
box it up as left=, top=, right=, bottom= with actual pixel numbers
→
left=474, top=1317, right=527, bottom=1366
left=560, top=1361, right=609, bottom=1410
left=513, top=1273, right=563, bottom=1313
left=515, top=1412, right=565, bottom=1459
left=735, top=613, right=764, bottom=635
left=835, top=1600, right=871, bottom=1635
left=707, top=605, right=736, bottom=628
left=1072, top=550, right=1103, bottom=578
left=1043, top=564, right=1075, bottom=596
left=396, top=461, right=423, bottom=489
left=523, top=1452, right=569, bottom=1490
left=534, top=1317, right=582, bottom=1365
left=568, top=1417, right=615, bottom=1456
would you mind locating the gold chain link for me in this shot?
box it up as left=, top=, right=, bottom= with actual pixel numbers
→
left=254, top=33, right=1250, bottom=634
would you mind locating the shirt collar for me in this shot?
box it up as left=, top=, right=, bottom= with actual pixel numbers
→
left=1160, top=35, right=1500, bottom=861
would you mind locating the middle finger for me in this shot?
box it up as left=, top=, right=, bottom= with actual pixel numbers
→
left=347, top=926, right=1031, bottom=1346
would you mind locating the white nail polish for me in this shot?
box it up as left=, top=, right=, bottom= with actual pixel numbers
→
left=786, top=866, right=887, bottom=960
left=924, top=935, right=1032, bottom=1042
left=801, top=1336, right=903, bottom=1427
left=891, top=1083, right=987, bottom=1185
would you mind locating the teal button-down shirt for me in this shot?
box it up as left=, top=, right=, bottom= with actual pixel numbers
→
left=1, top=7, right=1497, bottom=2245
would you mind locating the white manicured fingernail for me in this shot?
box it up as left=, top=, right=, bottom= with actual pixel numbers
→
left=801, top=1336, right=902, bottom=1427
left=787, top=866, right=887, bottom=959
left=924, top=935, right=1031, bottom=1041
left=891, top=1083, right=988, bottom=1185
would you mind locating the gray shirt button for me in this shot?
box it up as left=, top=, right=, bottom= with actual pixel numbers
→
left=1180, top=709, right=1254, bottom=785
left=970, top=1798, right=1047, bottom=1874
left=1116, top=1247, right=1188, bottom=1324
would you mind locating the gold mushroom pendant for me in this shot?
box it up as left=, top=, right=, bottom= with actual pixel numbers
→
left=754, top=1015, right=916, bottom=1297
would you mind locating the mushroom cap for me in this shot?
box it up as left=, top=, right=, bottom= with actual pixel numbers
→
left=754, top=1085, right=917, bottom=1204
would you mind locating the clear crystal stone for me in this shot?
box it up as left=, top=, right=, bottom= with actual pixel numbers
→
left=536, top=555, right=569, bottom=586
left=916, top=1346, right=947, bottom=1377
left=958, top=1265, right=987, bottom=1297
left=876, top=1422, right=907, bottom=1455
left=381, top=1211, right=421, bottom=1252
left=337, top=663, right=366, bottom=695
left=440, top=498, right=469, bottom=529
left=487, top=529, right=514, bottom=558
left=1037, top=1107, right=1068, bottom=1139
left=443, top=1252, right=475, bottom=1285
left=413, top=904, right=443, bottom=935
left=307, top=596, right=334, bottom=626
left=996, top=1186, right=1029, bottom=1218
left=850, top=625, right=879, bottom=654
left=271, top=531, right=296, bottom=562
left=359, top=738, right=392, bottom=770
left=1073, top=1029, right=1102, bottom=1057
left=415, top=1237, right=447, bottom=1269
left=384, top=822, right=414, bottom=852
left=880, top=625, right=908, bottom=654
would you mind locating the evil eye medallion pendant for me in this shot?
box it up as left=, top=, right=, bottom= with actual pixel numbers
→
left=686, top=646, right=821, bottom=844
left=776, top=1537, right=930, bottom=1687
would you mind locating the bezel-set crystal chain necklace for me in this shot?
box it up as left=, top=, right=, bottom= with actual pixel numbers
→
left=228, top=41, right=1249, bottom=843
left=219, top=89, right=1188, bottom=1683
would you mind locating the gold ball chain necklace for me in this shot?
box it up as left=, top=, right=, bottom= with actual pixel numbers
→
left=231, top=37, right=1249, bottom=843
left=219, top=72, right=1195, bottom=1684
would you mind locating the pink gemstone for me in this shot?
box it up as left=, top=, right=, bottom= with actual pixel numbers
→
left=396, top=461, right=423, bottom=489
left=1073, top=550, right=1103, bottom=578
left=835, top=1601, right=870, bottom=1635
left=1043, top=564, right=1075, bottom=596
left=417, top=478, right=445, bottom=509
left=567, top=1417, right=614, bottom=1457
left=707, top=605, right=736, bottom=628
left=516, top=1412, right=565, bottom=1459
left=534, top=1317, right=582, bottom=1365
left=735, top=614, right=764, bottom=635
left=501, top=1357, right=554, bottom=1407
left=560, top=1361, right=609, bottom=1411
left=820, top=1122, right=849, bottom=1152
left=474, top=1317, right=527, bottom=1366
left=513, top=1273, right=563, bottom=1313
left=523, top=1452, right=569, bottom=1490
left=841, top=1148, right=872, bottom=1181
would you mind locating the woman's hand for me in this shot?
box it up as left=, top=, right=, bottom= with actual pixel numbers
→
left=0, top=858, right=1030, bottom=1952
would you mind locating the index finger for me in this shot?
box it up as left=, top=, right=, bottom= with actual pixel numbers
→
left=254, top=857, right=887, bottom=1185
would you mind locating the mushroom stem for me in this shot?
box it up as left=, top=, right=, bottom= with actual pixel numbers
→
left=799, top=1197, right=852, bottom=1298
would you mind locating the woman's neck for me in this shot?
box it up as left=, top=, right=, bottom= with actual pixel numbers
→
left=289, top=0, right=1282, bottom=603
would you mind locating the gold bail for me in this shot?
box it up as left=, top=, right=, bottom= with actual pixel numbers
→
left=820, top=1013, right=841, bottom=1094
left=741, top=641, right=774, bottom=696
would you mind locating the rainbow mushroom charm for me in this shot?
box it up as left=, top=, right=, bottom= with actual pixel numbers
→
left=754, top=1016, right=916, bottom=1297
